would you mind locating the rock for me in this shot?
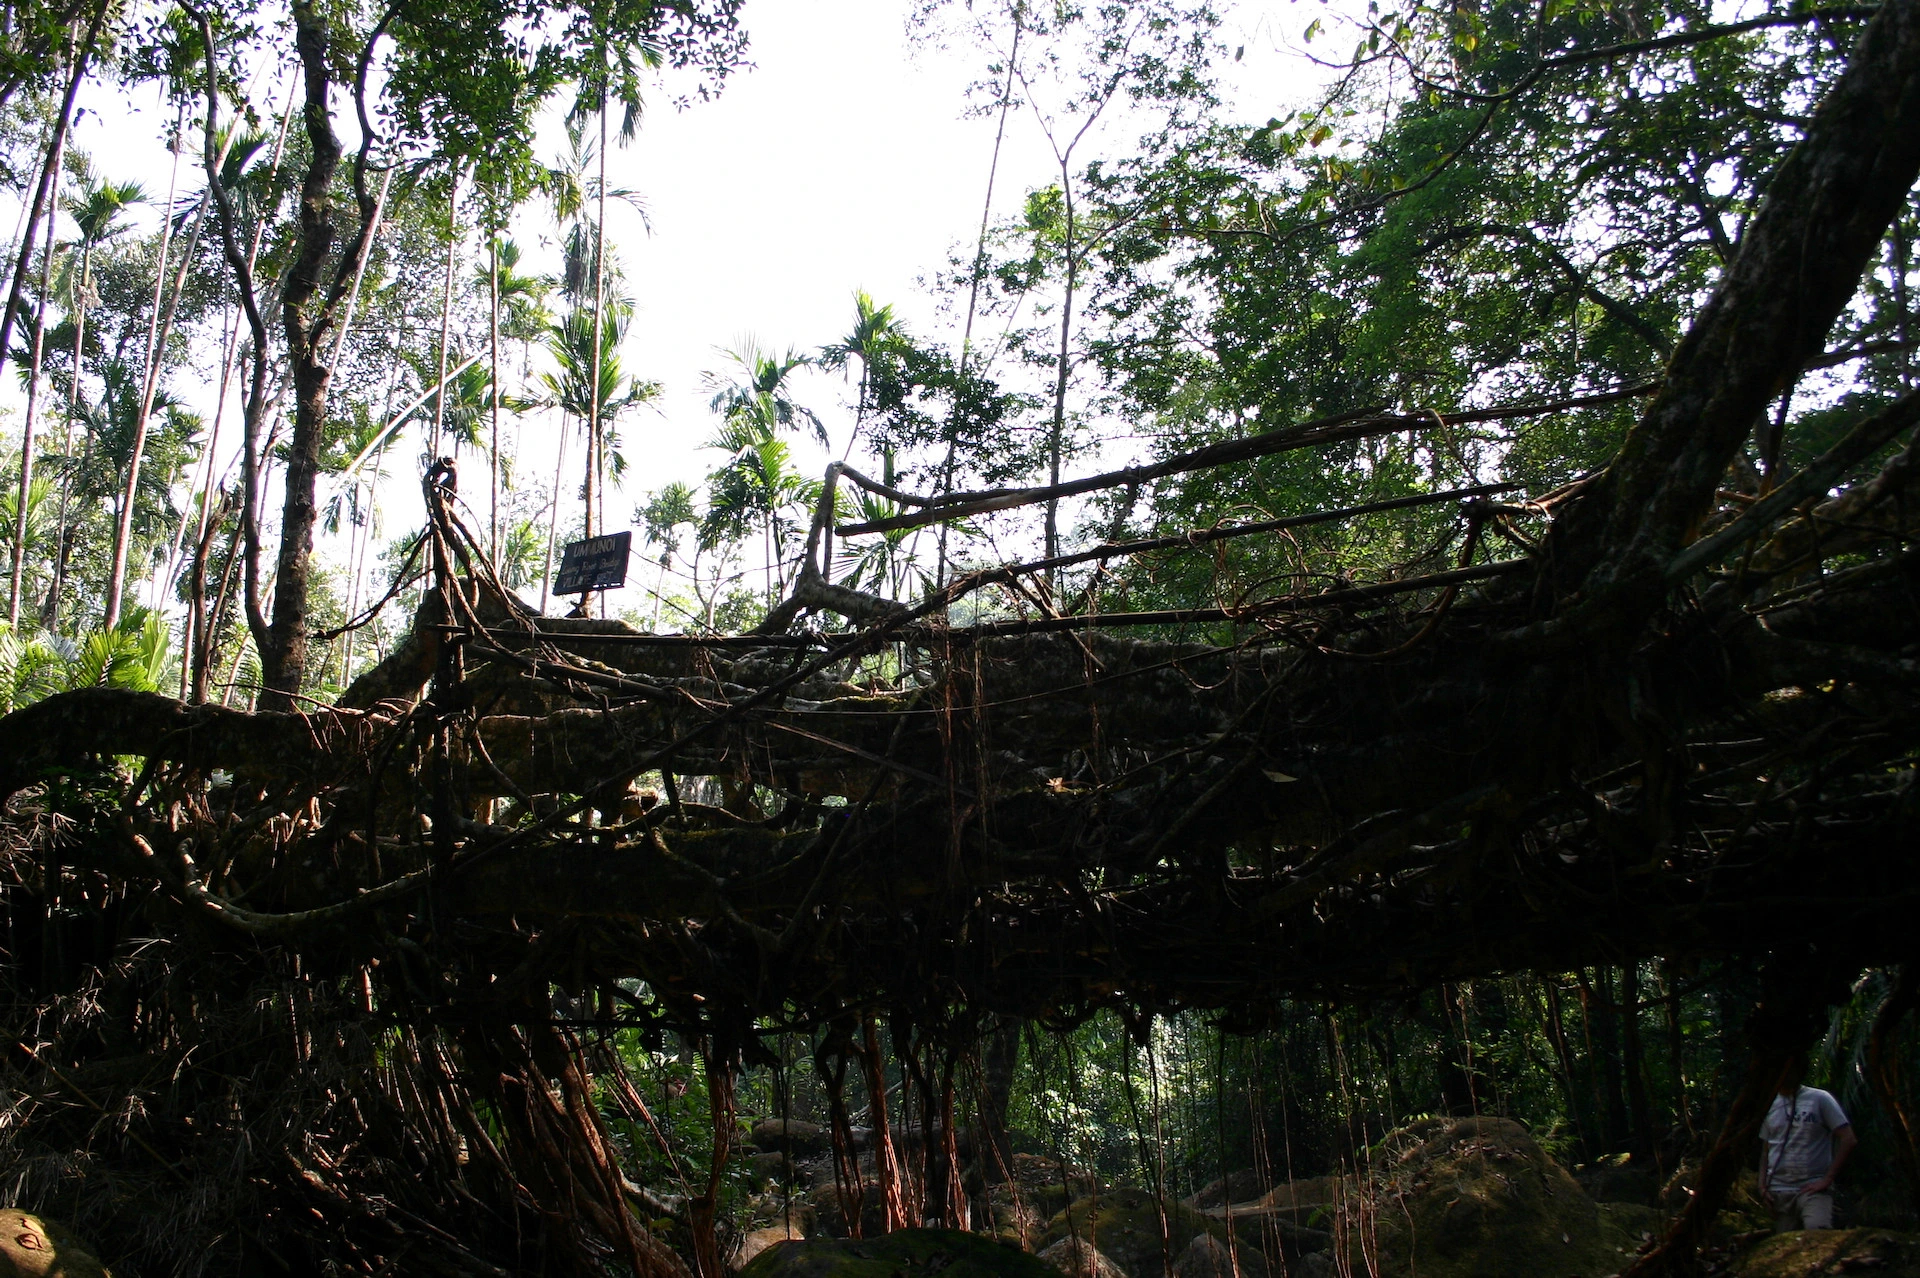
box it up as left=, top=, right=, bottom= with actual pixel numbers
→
left=1576, top=1157, right=1661, bottom=1207
left=733, top=1222, right=808, bottom=1271
left=1014, top=1152, right=1099, bottom=1196
left=752, top=1119, right=829, bottom=1157
left=743, top=1194, right=817, bottom=1236
left=1358, top=1116, right=1626, bottom=1278
left=0, top=1210, right=112, bottom=1277
left=750, top=1151, right=810, bottom=1186
left=1006, top=1154, right=1100, bottom=1218
left=737, top=1227, right=1058, bottom=1277
left=1729, top=1228, right=1920, bottom=1278
left=1252, top=1176, right=1337, bottom=1212
left=804, top=1182, right=888, bottom=1240
left=987, top=1196, right=1048, bottom=1251
left=1291, top=1252, right=1337, bottom=1278
left=1037, top=1235, right=1130, bottom=1278
left=1186, top=1170, right=1266, bottom=1211
left=1206, top=1175, right=1342, bottom=1247
left=1173, top=1232, right=1271, bottom=1278
left=1043, top=1187, right=1231, bottom=1278
left=1597, top=1200, right=1663, bottom=1256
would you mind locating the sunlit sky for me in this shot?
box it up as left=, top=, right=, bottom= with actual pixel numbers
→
left=10, top=0, right=1327, bottom=615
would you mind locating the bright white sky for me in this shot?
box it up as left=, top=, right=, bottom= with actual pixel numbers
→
left=9, top=0, right=1324, bottom=619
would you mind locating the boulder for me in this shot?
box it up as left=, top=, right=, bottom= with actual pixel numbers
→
left=1729, top=1228, right=1920, bottom=1278
left=1576, top=1157, right=1661, bottom=1207
left=733, top=1222, right=807, bottom=1271
left=0, top=1210, right=111, bottom=1278
left=1597, top=1200, right=1663, bottom=1257
left=1014, top=1152, right=1099, bottom=1195
left=1250, top=1176, right=1337, bottom=1212
left=1185, top=1171, right=1266, bottom=1212
left=1290, top=1253, right=1336, bottom=1278
left=750, top=1151, right=810, bottom=1186
left=1358, top=1116, right=1633, bottom=1278
left=751, top=1119, right=829, bottom=1157
left=986, top=1195, right=1048, bottom=1251
left=742, top=1194, right=817, bottom=1237
left=1043, top=1187, right=1228, bottom=1278
left=1173, top=1232, right=1270, bottom=1278
left=804, top=1181, right=888, bottom=1240
left=1037, top=1235, right=1130, bottom=1278
left=1205, top=1175, right=1342, bottom=1246
left=736, top=1227, right=1058, bottom=1277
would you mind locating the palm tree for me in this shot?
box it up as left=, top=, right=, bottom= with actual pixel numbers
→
left=832, top=453, right=930, bottom=603
left=495, top=518, right=548, bottom=591
left=489, top=239, right=552, bottom=352
left=702, top=418, right=818, bottom=610
left=536, top=127, right=647, bottom=610
left=819, top=291, right=901, bottom=459
left=705, top=339, right=824, bottom=443
left=536, top=304, right=659, bottom=475
left=58, top=166, right=145, bottom=410
left=44, top=166, right=144, bottom=629
left=60, top=361, right=199, bottom=620
left=477, top=236, right=552, bottom=554
left=0, top=605, right=171, bottom=714
left=566, top=30, right=658, bottom=574
left=529, top=300, right=659, bottom=609
left=1, top=475, right=57, bottom=616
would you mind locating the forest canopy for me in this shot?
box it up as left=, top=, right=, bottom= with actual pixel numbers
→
left=0, top=0, right=1916, bottom=1274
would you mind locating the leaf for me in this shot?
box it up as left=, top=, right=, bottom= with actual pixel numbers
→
left=1264, top=769, right=1299, bottom=783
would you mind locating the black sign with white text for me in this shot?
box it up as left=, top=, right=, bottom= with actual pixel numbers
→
left=553, top=531, right=631, bottom=594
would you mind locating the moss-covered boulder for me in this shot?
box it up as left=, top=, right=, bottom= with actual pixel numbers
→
left=1009, top=1153, right=1100, bottom=1217
left=736, top=1228, right=1058, bottom=1277
left=0, top=1210, right=112, bottom=1278
left=1043, top=1187, right=1228, bottom=1278
left=1729, top=1229, right=1920, bottom=1278
left=984, top=1192, right=1048, bottom=1251
left=1360, top=1116, right=1621, bottom=1278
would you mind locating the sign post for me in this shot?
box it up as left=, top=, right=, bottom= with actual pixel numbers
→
left=553, top=531, right=631, bottom=596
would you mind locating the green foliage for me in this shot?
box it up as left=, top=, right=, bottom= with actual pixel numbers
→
left=0, top=607, right=171, bottom=713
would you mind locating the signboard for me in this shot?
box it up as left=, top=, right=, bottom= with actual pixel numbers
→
left=553, top=531, right=631, bottom=594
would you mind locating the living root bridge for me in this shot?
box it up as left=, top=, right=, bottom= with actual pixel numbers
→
left=4, top=0, right=1920, bottom=1271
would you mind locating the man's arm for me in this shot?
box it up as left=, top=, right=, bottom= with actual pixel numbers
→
left=1805, top=1124, right=1858, bottom=1194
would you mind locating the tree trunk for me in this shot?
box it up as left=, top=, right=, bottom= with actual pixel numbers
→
left=9, top=140, right=61, bottom=629
left=0, top=6, right=99, bottom=390
left=1622, top=964, right=1657, bottom=1161
left=1543, top=978, right=1589, bottom=1157
left=1588, top=970, right=1632, bottom=1150
left=260, top=0, right=349, bottom=709
left=860, top=1017, right=907, bottom=1233
left=979, top=1015, right=1021, bottom=1185
left=1866, top=965, right=1920, bottom=1221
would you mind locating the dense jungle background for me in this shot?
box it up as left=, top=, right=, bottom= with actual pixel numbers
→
left=1, top=0, right=1918, bottom=1273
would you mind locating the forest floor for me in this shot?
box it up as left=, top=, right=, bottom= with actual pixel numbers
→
left=734, top=1115, right=1914, bottom=1278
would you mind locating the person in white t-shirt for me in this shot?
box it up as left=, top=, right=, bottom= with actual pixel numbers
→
left=1758, top=1053, right=1857, bottom=1232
